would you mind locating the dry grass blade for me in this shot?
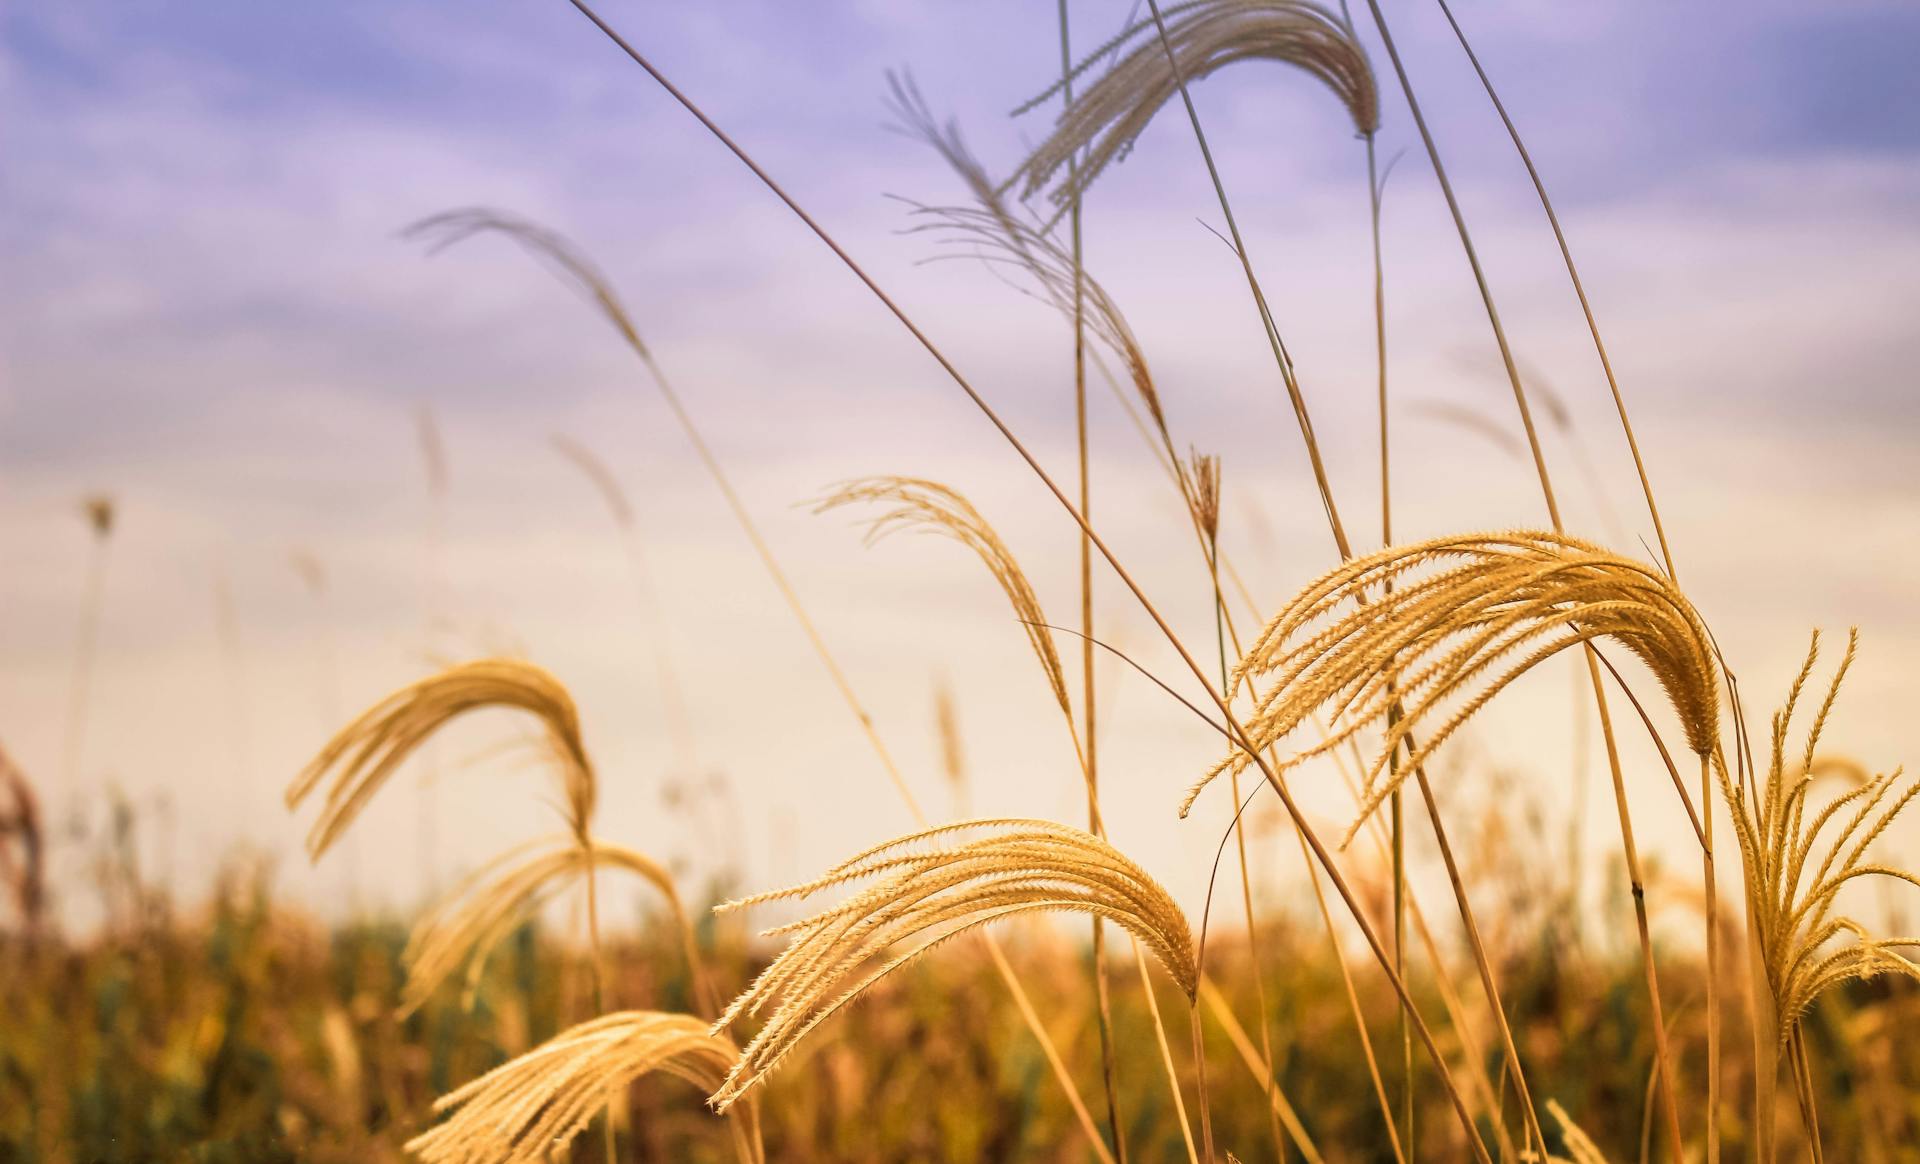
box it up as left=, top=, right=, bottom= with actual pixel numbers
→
left=1726, top=630, right=1920, bottom=1045
left=286, top=658, right=595, bottom=858
left=707, top=818, right=1197, bottom=1111
left=1009, top=0, right=1378, bottom=211
left=406, top=1011, right=752, bottom=1164
left=1185, top=531, right=1719, bottom=841
left=400, top=834, right=684, bottom=1016
left=816, top=477, right=1070, bottom=720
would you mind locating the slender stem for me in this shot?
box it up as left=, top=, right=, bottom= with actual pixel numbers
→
left=1208, top=541, right=1286, bottom=1164
left=988, top=938, right=1120, bottom=1164
left=1139, top=0, right=1354, bottom=562
left=1145, top=946, right=1204, bottom=1164
left=62, top=531, right=110, bottom=794
left=1056, top=6, right=1127, bottom=1158
left=557, top=6, right=1490, bottom=1153
left=581, top=836, right=618, bottom=1164
left=1188, top=1005, right=1218, bottom=1164
left=1199, top=975, right=1327, bottom=1164
left=1432, top=0, right=1676, bottom=582
left=1703, top=752, right=1721, bottom=1164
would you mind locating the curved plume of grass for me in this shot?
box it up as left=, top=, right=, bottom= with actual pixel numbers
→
left=1723, top=631, right=1919, bottom=1158
left=1185, top=531, right=1720, bottom=837
left=410, top=203, right=1129, bottom=1160
left=707, top=819, right=1197, bottom=1112
left=1009, top=0, right=1377, bottom=211
left=888, top=78, right=1171, bottom=446
left=399, top=834, right=700, bottom=1016
left=286, top=658, right=595, bottom=858
left=406, top=1011, right=758, bottom=1164
left=816, top=477, right=1070, bottom=722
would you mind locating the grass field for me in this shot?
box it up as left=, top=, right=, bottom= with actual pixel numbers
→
left=4, top=2, right=1917, bottom=1161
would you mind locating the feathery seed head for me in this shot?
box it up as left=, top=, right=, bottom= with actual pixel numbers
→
left=816, top=477, right=1070, bottom=720
left=286, top=658, right=596, bottom=858
left=706, top=818, right=1196, bottom=1111
left=1720, top=629, right=1920, bottom=1048
left=1182, top=531, right=1720, bottom=843
left=1011, top=0, right=1379, bottom=210
left=405, top=1011, right=745, bottom=1164
left=400, top=834, right=682, bottom=1016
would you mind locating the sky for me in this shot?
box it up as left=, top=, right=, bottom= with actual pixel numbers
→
left=3, top=0, right=1917, bottom=934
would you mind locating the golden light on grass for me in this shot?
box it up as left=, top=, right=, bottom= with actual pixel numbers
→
left=399, top=834, right=693, bottom=1016
left=405, top=1011, right=759, bottom=1164
left=285, top=658, right=596, bottom=857
left=1185, top=531, right=1720, bottom=837
left=1721, top=631, right=1920, bottom=1158
left=816, top=477, right=1070, bottom=722
left=707, top=819, right=1197, bottom=1113
left=1009, top=0, right=1379, bottom=211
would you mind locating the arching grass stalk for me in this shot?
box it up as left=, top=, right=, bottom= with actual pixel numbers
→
left=818, top=476, right=1207, bottom=1148
left=554, top=3, right=1493, bottom=1154
left=1096, top=2, right=1541, bottom=1149
left=1428, top=5, right=1712, bottom=1153
left=409, top=206, right=1118, bottom=1161
left=1359, top=2, right=1690, bottom=1155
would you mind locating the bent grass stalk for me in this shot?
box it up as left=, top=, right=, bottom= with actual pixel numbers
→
left=405, top=1011, right=761, bottom=1164
left=557, top=3, right=1525, bottom=1155
left=409, top=205, right=1119, bottom=1158
left=1359, top=2, right=1691, bottom=1155
left=1032, top=5, right=1546, bottom=1149
left=1425, top=7, right=1713, bottom=1151
left=817, top=474, right=1212, bottom=1144
left=706, top=820, right=1199, bottom=1148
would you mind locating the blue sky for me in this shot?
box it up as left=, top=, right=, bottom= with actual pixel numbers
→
left=3, top=1, right=1917, bottom=922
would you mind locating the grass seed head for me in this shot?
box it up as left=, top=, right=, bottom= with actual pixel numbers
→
left=1011, top=0, right=1380, bottom=210
left=286, top=658, right=596, bottom=858
left=405, top=1011, right=743, bottom=1164
left=706, top=818, right=1197, bottom=1111
left=1184, top=530, right=1720, bottom=844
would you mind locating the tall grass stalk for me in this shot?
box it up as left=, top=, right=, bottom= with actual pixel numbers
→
left=555, top=4, right=1493, bottom=1152
left=1359, top=1, right=1688, bottom=1154
left=62, top=496, right=115, bottom=799
left=1092, top=3, right=1540, bottom=1150
left=410, top=206, right=1119, bottom=1158
left=1053, top=8, right=1129, bottom=1159
left=414, top=404, right=450, bottom=898
left=1428, top=6, right=1714, bottom=1153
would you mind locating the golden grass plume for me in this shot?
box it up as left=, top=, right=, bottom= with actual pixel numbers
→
left=707, top=818, right=1196, bottom=1111
left=887, top=76, right=1170, bottom=438
left=1184, top=531, right=1720, bottom=841
left=286, top=658, right=595, bottom=858
left=405, top=1010, right=753, bottom=1164
left=1725, top=629, right=1920, bottom=1047
left=399, top=833, right=684, bottom=1016
left=815, top=477, right=1069, bottom=718
left=1010, top=0, right=1379, bottom=211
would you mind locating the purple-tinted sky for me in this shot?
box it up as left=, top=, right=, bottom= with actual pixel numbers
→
left=3, top=1, right=1917, bottom=926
